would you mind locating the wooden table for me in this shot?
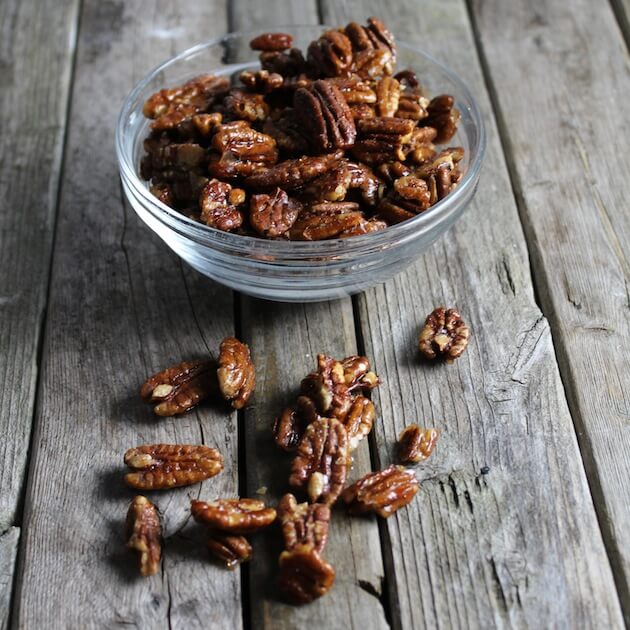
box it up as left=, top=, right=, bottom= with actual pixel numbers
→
left=2, top=0, right=629, bottom=627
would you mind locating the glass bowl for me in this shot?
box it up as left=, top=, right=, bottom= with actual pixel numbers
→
left=116, top=26, right=485, bottom=302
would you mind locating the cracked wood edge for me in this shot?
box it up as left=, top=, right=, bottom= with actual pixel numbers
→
left=231, top=3, right=388, bottom=628
left=0, top=0, right=80, bottom=534
left=0, top=528, right=19, bottom=630
left=320, top=1, right=625, bottom=628
left=12, top=2, right=244, bottom=628
left=468, top=0, right=630, bottom=621
left=609, top=0, right=630, bottom=47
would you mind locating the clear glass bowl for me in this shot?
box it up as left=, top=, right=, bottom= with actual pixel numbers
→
left=116, top=26, right=486, bottom=302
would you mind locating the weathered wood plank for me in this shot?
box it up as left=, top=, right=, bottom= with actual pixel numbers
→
left=320, top=1, right=625, bottom=628
left=13, top=2, right=244, bottom=628
left=610, top=0, right=630, bottom=46
left=231, top=2, right=388, bottom=627
left=0, top=0, right=80, bottom=533
left=468, top=0, right=630, bottom=620
left=0, top=528, right=19, bottom=630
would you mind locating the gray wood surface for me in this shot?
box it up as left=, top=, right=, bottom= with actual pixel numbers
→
left=0, top=0, right=79, bottom=532
left=468, top=0, right=630, bottom=621
left=231, top=1, right=388, bottom=628
left=610, top=0, right=630, bottom=46
left=12, top=2, right=243, bottom=628
left=0, top=528, right=19, bottom=630
left=320, top=1, right=625, bottom=628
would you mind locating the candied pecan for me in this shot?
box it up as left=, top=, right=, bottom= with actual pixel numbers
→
left=421, top=94, right=461, bottom=143
left=250, top=32, right=293, bottom=51
left=279, top=548, right=335, bottom=604
left=262, top=108, right=310, bottom=155
left=143, top=75, right=230, bottom=129
left=250, top=188, right=301, bottom=238
left=278, top=494, right=330, bottom=553
left=406, top=127, right=438, bottom=164
left=302, top=163, right=353, bottom=202
left=294, top=80, right=356, bottom=152
left=341, top=355, right=379, bottom=391
left=140, top=359, right=215, bottom=416
left=375, top=76, right=401, bottom=117
left=192, top=112, right=223, bottom=136
left=418, top=307, right=469, bottom=361
left=289, top=206, right=364, bottom=241
left=260, top=48, right=307, bottom=76
left=339, top=217, right=388, bottom=237
left=207, top=533, right=252, bottom=569
left=344, top=17, right=396, bottom=78
left=415, top=147, right=465, bottom=203
left=342, top=465, right=419, bottom=517
left=289, top=417, right=349, bottom=505
left=149, top=143, right=207, bottom=171
left=330, top=76, right=377, bottom=105
left=398, top=425, right=440, bottom=463
left=150, top=183, right=174, bottom=207
left=377, top=175, right=431, bottom=224
left=124, top=444, right=224, bottom=490
left=273, top=396, right=320, bottom=452
left=344, top=161, right=381, bottom=206
left=199, top=179, right=244, bottom=231
left=352, top=116, right=415, bottom=164
left=126, top=496, right=161, bottom=577
left=239, top=69, right=284, bottom=94
left=245, top=151, right=343, bottom=191
left=300, top=353, right=352, bottom=419
left=209, top=121, right=278, bottom=179
left=307, top=30, right=353, bottom=77
left=341, top=396, right=375, bottom=451
left=217, top=336, right=255, bottom=409
left=191, top=498, right=277, bottom=534
left=394, top=69, right=420, bottom=88
left=223, top=89, right=269, bottom=122
left=375, top=161, right=412, bottom=183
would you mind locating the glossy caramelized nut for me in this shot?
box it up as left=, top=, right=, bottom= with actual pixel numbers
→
left=217, top=336, right=255, bottom=409
left=207, top=533, right=252, bottom=569
left=277, top=494, right=331, bottom=553
left=398, top=425, right=440, bottom=463
left=191, top=498, right=276, bottom=534
left=418, top=307, right=470, bottom=361
left=278, top=548, right=335, bottom=604
left=126, top=496, right=161, bottom=576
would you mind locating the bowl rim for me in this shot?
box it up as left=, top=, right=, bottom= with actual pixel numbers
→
left=116, top=26, right=486, bottom=255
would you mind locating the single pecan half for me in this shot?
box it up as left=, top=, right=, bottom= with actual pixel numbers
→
left=217, top=336, right=255, bottom=409
left=415, top=147, right=464, bottom=204
left=288, top=203, right=365, bottom=241
left=222, top=89, right=269, bottom=122
left=245, top=151, right=343, bottom=191
left=278, top=548, right=335, bottom=604
left=300, top=354, right=352, bottom=420
left=294, top=80, right=356, bottom=152
left=375, top=76, right=401, bottom=117
left=278, top=494, right=330, bottom=553
left=307, top=30, right=353, bottom=77
left=339, top=217, right=388, bottom=237
left=341, top=355, right=379, bottom=391
left=289, top=417, right=349, bottom=505
left=352, top=116, right=415, bottom=164
left=341, top=465, right=419, bottom=517
left=199, top=179, right=244, bottom=232
left=124, top=444, right=224, bottom=490
left=140, top=359, right=215, bottom=416
left=207, top=533, right=252, bottom=569
left=398, top=425, right=440, bottom=464
left=273, top=396, right=320, bottom=452
left=421, top=94, right=461, bottom=143
left=377, top=175, right=431, bottom=224
left=126, top=496, right=161, bottom=577
left=341, top=396, right=375, bottom=452
left=418, top=307, right=470, bottom=361
left=250, top=188, right=302, bottom=238
left=250, top=32, right=294, bottom=52
left=191, top=498, right=277, bottom=534
left=239, top=69, right=284, bottom=94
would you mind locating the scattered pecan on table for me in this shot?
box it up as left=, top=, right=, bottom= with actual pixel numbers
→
left=341, top=465, right=419, bottom=517
left=398, top=425, right=440, bottom=464
left=139, top=17, right=464, bottom=239
left=125, top=496, right=161, bottom=576
left=277, top=493, right=331, bottom=554
left=418, top=306, right=470, bottom=361
left=217, top=336, right=255, bottom=409
left=278, top=547, right=336, bottom=604
left=123, top=444, right=224, bottom=490
left=207, top=533, right=252, bottom=570
left=191, top=498, right=277, bottom=533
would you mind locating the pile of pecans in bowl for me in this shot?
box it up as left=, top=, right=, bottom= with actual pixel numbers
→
left=140, top=17, right=464, bottom=240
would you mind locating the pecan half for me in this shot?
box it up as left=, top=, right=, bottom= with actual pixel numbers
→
left=289, top=203, right=364, bottom=241
left=124, top=444, right=224, bottom=490
left=289, top=417, right=349, bottom=505
left=300, top=354, right=352, bottom=419
left=263, top=108, right=310, bottom=155
left=239, top=70, right=284, bottom=94
left=377, top=175, right=431, bottom=224
left=415, top=147, right=464, bottom=203
left=199, top=179, right=244, bottom=232
left=140, top=359, right=215, bottom=416
left=217, top=336, right=255, bottom=409
left=250, top=188, right=301, bottom=238
left=421, top=94, right=461, bottom=143
left=342, top=396, right=375, bottom=452
left=341, top=465, right=419, bottom=517
left=339, top=217, right=388, bottom=237
left=278, top=548, right=335, bottom=604
left=375, top=76, right=401, bottom=117
left=126, top=496, right=161, bottom=577
left=273, top=396, right=320, bottom=452
left=352, top=116, right=415, bottom=164
left=223, top=89, right=269, bottom=122
left=245, top=151, right=343, bottom=191
left=398, top=425, right=440, bottom=463
left=191, top=498, right=277, bottom=534
left=294, top=80, right=356, bottom=152
left=418, top=307, right=470, bottom=361
left=250, top=32, right=294, bottom=52
left=207, top=533, right=252, bottom=569
left=278, top=494, right=330, bottom=553
left=341, top=355, right=379, bottom=391
left=307, top=30, right=353, bottom=77
left=260, top=49, right=307, bottom=76
left=344, top=17, right=397, bottom=78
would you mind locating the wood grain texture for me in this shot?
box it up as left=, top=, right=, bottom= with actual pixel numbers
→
left=0, top=0, right=80, bottom=533
left=321, top=1, right=625, bottom=628
left=230, top=2, right=387, bottom=628
left=0, top=528, right=19, bottom=630
left=12, top=2, right=243, bottom=628
left=468, top=0, right=630, bottom=620
left=610, top=0, right=630, bottom=46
